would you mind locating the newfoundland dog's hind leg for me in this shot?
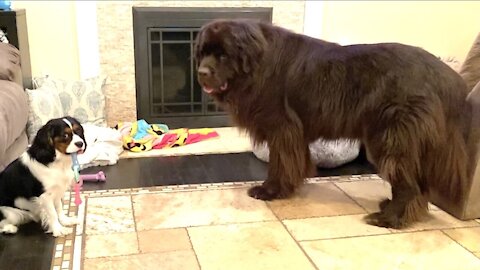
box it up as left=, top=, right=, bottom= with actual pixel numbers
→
left=248, top=128, right=313, bottom=201
left=363, top=129, right=428, bottom=228
left=364, top=177, right=427, bottom=229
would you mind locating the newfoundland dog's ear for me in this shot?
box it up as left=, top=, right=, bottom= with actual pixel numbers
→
left=231, top=21, right=267, bottom=74
left=193, top=30, right=204, bottom=66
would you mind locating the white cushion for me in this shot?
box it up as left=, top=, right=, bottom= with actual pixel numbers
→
left=252, top=139, right=361, bottom=168
left=26, top=85, right=64, bottom=142
left=33, top=76, right=108, bottom=127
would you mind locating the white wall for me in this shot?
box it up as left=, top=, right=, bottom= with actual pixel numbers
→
left=304, top=1, right=480, bottom=62
left=303, top=1, right=323, bottom=39
left=12, top=1, right=80, bottom=80
left=75, top=1, right=100, bottom=80
left=12, top=1, right=480, bottom=82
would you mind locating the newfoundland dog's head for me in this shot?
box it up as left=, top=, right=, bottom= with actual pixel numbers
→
left=195, top=19, right=267, bottom=99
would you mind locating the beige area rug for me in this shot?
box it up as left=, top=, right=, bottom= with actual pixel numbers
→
left=51, top=174, right=480, bottom=270
left=119, top=127, right=253, bottom=159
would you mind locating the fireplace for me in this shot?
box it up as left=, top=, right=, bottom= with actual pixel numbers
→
left=133, top=7, right=272, bottom=128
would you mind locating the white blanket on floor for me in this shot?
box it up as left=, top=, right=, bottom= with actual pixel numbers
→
left=77, top=123, right=123, bottom=169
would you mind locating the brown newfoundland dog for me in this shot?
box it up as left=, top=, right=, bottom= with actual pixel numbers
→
left=195, top=19, right=478, bottom=228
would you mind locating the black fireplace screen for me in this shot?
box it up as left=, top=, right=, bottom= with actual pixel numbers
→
left=149, top=28, right=222, bottom=117
left=133, top=7, right=272, bottom=128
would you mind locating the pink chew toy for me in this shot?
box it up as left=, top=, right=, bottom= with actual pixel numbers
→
left=74, top=183, right=82, bottom=205
left=80, top=171, right=106, bottom=182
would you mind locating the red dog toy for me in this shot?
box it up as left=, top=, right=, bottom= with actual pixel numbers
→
left=80, top=171, right=106, bottom=182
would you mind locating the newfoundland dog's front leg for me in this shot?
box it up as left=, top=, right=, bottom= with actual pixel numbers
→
left=248, top=130, right=312, bottom=201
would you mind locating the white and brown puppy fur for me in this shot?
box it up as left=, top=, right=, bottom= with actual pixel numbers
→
left=0, top=116, right=86, bottom=237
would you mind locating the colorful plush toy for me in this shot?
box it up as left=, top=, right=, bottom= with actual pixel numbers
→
left=116, top=120, right=169, bottom=152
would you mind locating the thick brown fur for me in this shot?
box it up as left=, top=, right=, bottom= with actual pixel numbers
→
left=195, top=19, right=478, bottom=228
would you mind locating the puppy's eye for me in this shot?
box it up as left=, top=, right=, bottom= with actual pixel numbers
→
left=220, top=55, right=228, bottom=61
left=63, top=134, right=70, bottom=139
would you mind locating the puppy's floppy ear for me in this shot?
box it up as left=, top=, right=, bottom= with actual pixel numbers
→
left=232, top=21, right=267, bottom=74
left=28, top=121, right=56, bottom=164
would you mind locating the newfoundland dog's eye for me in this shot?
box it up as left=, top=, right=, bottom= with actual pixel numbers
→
left=220, top=55, right=228, bottom=61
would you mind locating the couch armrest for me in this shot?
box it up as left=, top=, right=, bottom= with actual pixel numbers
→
left=0, top=43, right=22, bottom=86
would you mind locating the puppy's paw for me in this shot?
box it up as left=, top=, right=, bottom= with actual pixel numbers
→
left=52, top=224, right=73, bottom=237
left=60, top=216, right=79, bottom=226
left=1, top=224, right=18, bottom=234
left=31, top=214, right=40, bottom=223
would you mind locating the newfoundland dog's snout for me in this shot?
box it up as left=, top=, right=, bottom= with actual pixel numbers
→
left=197, top=55, right=228, bottom=94
left=197, top=57, right=219, bottom=94
left=197, top=66, right=211, bottom=78
left=197, top=56, right=215, bottom=79
left=197, top=64, right=212, bottom=92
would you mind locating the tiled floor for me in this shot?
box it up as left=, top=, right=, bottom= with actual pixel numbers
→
left=60, top=176, right=480, bottom=270
left=6, top=126, right=480, bottom=270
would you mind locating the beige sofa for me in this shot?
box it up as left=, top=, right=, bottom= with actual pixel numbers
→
left=431, top=33, right=480, bottom=220
left=0, top=43, right=29, bottom=172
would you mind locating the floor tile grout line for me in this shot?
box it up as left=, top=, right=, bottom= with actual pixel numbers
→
left=76, top=247, right=199, bottom=261
left=186, top=228, right=203, bottom=270
left=332, top=181, right=372, bottom=215
left=129, top=193, right=141, bottom=254
left=79, top=174, right=380, bottom=196
left=134, top=217, right=280, bottom=232
left=283, top=226, right=321, bottom=270
left=297, top=224, right=480, bottom=243
left=266, top=203, right=320, bottom=270
left=50, top=222, right=61, bottom=269
left=298, top=230, right=403, bottom=243
left=260, top=192, right=320, bottom=270
left=440, top=229, right=480, bottom=260
left=75, top=196, right=89, bottom=270
left=50, top=194, right=73, bottom=270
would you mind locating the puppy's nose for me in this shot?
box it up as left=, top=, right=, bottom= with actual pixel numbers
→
left=75, top=141, right=84, bottom=148
left=198, top=67, right=211, bottom=77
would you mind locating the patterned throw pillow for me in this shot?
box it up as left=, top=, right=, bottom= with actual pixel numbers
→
left=33, top=76, right=108, bottom=127
left=26, top=85, right=65, bottom=142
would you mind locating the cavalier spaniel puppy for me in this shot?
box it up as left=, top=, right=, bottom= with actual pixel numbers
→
left=0, top=116, right=86, bottom=237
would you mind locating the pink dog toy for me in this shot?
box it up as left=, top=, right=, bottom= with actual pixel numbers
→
left=80, top=171, right=106, bottom=182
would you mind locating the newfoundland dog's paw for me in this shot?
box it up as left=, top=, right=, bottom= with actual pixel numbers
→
left=247, top=185, right=280, bottom=201
left=379, top=198, right=391, bottom=211
left=364, top=212, right=404, bottom=229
